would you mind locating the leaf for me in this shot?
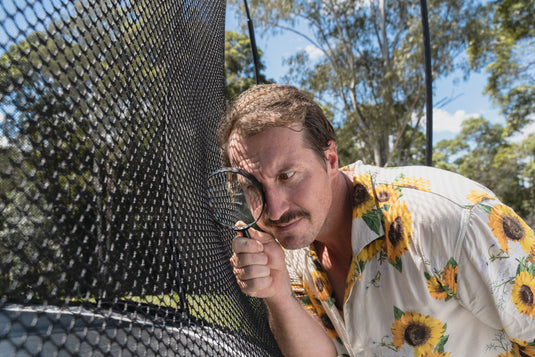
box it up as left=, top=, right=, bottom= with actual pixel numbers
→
left=434, top=334, right=449, bottom=353
left=358, top=260, right=367, bottom=273
left=480, top=204, right=493, bottom=214
left=518, top=259, right=530, bottom=273
left=395, top=174, right=406, bottom=181
left=390, top=257, right=403, bottom=273
left=362, top=211, right=381, bottom=235
left=300, top=294, right=313, bottom=306
left=446, top=257, right=458, bottom=268
left=393, top=306, right=404, bottom=320
left=380, top=204, right=391, bottom=212
left=424, top=271, right=431, bottom=280
left=327, top=296, right=335, bottom=308
left=443, top=284, right=455, bottom=296
left=528, top=263, right=535, bottom=277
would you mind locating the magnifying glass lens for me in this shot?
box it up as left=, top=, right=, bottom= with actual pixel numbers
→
left=207, top=168, right=265, bottom=234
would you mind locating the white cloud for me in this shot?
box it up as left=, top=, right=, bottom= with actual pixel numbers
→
left=510, top=116, right=535, bottom=143
left=432, top=108, right=480, bottom=133
left=304, top=45, right=324, bottom=61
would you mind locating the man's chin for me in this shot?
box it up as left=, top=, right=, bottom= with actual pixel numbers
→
left=259, top=221, right=314, bottom=249
left=275, top=234, right=312, bottom=250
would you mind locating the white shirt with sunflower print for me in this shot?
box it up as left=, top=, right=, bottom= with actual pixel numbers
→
left=285, top=161, right=535, bottom=357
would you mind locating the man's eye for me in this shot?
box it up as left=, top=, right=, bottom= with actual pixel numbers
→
left=279, top=172, right=295, bottom=180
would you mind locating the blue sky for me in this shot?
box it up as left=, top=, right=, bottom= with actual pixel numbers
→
left=225, top=5, right=535, bottom=146
left=1, top=2, right=532, bottom=147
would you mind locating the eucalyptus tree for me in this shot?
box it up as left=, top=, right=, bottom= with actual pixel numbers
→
left=434, top=117, right=535, bottom=225
left=225, top=31, right=269, bottom=102
left=467, top=0, right=535, bottom=135
left=234, top=0, right=481, bottom=165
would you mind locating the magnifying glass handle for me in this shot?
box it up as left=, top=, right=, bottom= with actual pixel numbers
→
left=243, top=229, right=251, bottom=238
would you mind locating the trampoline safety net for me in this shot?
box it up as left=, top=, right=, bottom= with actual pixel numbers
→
left=0, top=0, right=282, bottom=356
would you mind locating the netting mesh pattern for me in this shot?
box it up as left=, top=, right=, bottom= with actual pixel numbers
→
left=0, top=0, right=281, bottom=355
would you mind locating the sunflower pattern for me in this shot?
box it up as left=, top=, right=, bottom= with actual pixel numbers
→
left=284, top=162, right=535, bottom=356
left=375, top=183, right=400, bottom=207
left=425, top=274, right=448, bottom=300
left=301, top=281, right=340, bottom=340
left=442, top=259, right=458, bottom=297
left=394, top=174, right=432, bottom=192
left=487, top=203, right=535, bottom=254
left=493, top=337, right=535, bottom=357
left=344, top=254, right=360, bottom=304
left=356, top=238, right=384, bottom=267
left=312, top=269, right=332, bottom=302
left=424, top=258, right=458, bottom=301
left=391, top=307, right=449, bottom=356
left=511, top=270, right=535, bottom=319
left=383, top=200, right=414, bottom=271
left=352, top=173, right=376, bottom=219
left=466, top=189, right=494, bottom=205
left=510, top=338, right=535, bottom=357
left=308, top=249, right=334, bottom=304
left=420, top=352, right=450, bottom=357
left=301, top=281, right=320, bottom=314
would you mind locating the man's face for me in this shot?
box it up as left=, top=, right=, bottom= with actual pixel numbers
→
left=227, top=125, right=338, bottom=249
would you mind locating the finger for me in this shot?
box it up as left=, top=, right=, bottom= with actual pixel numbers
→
left=233, top=264, right=270, bottom=281
left=232, top=236, right=263, bottom=254
left=246, top=227, right=278, bottom=245
left=236, top=276, right=273, bottom=296
left=235, top=220, right=248, bottom=231
left=230, top=252, right=268, bottom=268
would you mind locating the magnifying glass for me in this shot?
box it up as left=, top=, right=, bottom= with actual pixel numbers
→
left=206, top=168, right=266, bottom=238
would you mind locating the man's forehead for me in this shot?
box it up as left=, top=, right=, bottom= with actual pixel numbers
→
left=227, top=131, right=256, bottom=170
left=227, top=126, right=306, bottom=173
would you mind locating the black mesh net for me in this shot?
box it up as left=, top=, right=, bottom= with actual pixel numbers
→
left=0, top=0, right=281, bottom=355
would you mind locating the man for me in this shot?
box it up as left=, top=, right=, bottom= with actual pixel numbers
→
left=219, top=84, right=535, bottom=356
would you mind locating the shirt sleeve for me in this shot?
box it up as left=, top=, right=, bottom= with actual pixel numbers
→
left=456, top=199, right=535, bottom=344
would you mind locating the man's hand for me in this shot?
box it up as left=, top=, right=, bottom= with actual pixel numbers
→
left=230, top=228, right=292, bottom=301
left=230, top=228, right=337, bottom=357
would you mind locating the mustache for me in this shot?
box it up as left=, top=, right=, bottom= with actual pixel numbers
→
left=264, top=210, right=310, bottom=226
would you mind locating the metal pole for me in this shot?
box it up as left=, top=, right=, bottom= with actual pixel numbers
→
left=420, top=0, right=433, bottom=166
left=243, top=0, right=261, bottom=84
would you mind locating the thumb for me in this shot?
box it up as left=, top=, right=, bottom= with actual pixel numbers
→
left=247, top=226, right=278, bottom=246
left=234, top=220, right=249, bottom=238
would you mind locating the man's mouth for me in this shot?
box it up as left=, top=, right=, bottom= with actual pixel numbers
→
left=264, top=210, right=310, bottom=230
left=274, top=217, right=302, bottom=230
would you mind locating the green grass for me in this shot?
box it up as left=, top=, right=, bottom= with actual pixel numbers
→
left=69, top=292, right=261, bottom=339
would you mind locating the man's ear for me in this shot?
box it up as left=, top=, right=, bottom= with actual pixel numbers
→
left=325, top=140, right=339, bottom=173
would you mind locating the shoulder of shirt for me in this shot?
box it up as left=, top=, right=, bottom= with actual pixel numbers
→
left=340, top=160, right=498, bottom=208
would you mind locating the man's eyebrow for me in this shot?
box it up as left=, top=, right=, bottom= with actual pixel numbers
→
left=276, top=163, right=299, bottom=175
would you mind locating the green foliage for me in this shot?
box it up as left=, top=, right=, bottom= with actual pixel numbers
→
left=225, top=31, right=269, bottom=102
left=231, top=0, right=481, bottom=166
left=0, top=0, right=190, bottom=302
left=433, top=117, right=535, bottom=226
left=467, top=0, right=535, bottom=134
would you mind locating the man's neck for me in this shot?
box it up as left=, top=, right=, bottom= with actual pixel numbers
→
left=313, top=172, right=354, bottom=308
left=315, top=171, right=353, bottom=263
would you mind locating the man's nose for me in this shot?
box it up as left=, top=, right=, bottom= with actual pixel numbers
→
left=263, top=186, right=289, bottom=222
